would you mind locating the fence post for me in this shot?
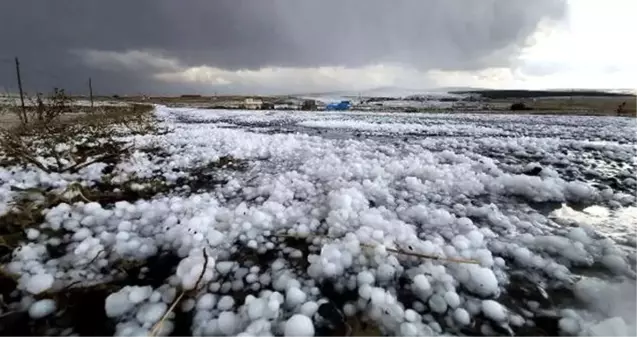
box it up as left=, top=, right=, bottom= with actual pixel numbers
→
left=15, top=57, right=27, bottom=123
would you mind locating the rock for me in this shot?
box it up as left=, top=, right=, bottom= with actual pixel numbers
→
left=524, top=166, right=543, bottom=176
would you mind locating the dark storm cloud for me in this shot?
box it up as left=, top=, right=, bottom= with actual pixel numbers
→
left=0, top=0, right=567, bottom=94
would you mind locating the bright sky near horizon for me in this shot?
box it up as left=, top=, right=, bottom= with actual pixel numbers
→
left=460, top=0, right=637, bottom=90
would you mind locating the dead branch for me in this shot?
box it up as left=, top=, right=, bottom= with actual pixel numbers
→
left=150, top=249, right=209, bottom=337
left=275, top=233, right=480, bottom=265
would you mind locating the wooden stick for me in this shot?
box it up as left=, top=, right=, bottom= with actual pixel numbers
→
left=150, top=249, right=208, bottom=337
left=275, top=233, right=480, bottom=265
left=359, top=243, right=479, bottom=264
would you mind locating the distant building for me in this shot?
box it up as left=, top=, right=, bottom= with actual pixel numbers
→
left=326, top=100, right=351, bottom=111
left=301, top=100, right=317, bottom=111
left=243, top=98, right=263, bottom=110
left=274, top=104, right=296, bottom=110
left=261, top=102, right=275, bottom=110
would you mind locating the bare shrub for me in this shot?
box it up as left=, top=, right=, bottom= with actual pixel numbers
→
left=0, top=90, right=156, bottom=174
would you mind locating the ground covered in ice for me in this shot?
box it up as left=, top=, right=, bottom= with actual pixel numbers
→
left=1, top=107, right=635, bottom=336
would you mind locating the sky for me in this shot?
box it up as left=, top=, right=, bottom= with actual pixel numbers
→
left=0, top=0, right=634, bottom=95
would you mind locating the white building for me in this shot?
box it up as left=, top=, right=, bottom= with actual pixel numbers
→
left=243, top=98, right=263, bottom=109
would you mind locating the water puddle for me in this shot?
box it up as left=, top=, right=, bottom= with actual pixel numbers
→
left=550, top=204, right=637, bottom=250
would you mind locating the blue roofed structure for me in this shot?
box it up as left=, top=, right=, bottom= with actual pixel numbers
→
left=326, top=100, right=351, bottom=111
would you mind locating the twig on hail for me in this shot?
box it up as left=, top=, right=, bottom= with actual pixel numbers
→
left=150, top=249, right=209, bottom=336
left=274, top=233, right=479, bottom=265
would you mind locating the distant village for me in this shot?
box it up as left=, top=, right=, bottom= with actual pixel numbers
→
left=4, top=88, right=631, bottom=115
left=142, top=93, right=501, bottom=113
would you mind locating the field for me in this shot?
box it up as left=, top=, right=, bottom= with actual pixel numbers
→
left=102, top=92, right=637, bottom=116
left=105, top=95, right=280, bottom=109
left=0, top=105, right=635, bottom=336
left=489, top=96, right=636, bottom=116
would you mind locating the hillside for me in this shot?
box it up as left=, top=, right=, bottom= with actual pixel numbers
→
left=452, top=89, right=635, bottom=99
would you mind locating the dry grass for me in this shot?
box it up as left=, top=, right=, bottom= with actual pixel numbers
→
left=0, top=104, right=155, bottom=173
left=114, top=95, right=275, bottom=104
left=109, top=94, right=286, bottom=110
left=0, top=113, right=80, bottom=130
left=494, top=96, right=636, bottom=116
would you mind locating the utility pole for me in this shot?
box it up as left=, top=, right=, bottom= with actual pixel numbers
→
left=15, top=57, right=26, bottom=122
left=88, top=77, right=94, bottom=108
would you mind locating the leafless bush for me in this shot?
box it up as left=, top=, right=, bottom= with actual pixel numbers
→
left=39, top=88, right=74, bottom=123
left=4, top=88, right=76, bottom=127
left=0, top=123, right=133, bottom=174
left=0, top=90, right=155, bottom=174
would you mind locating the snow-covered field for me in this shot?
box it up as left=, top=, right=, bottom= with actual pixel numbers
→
left=364, top=100, right=455, bottom=110
left=1, top=106, right=635, bottom=336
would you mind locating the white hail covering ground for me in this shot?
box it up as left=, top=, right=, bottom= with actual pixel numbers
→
left=1, top=106, right=635, bottom=336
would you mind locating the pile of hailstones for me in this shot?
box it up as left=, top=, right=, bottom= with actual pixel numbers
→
left=8, top=199, right=600, bottom=336
left=105, top=228, right=509, bottom=337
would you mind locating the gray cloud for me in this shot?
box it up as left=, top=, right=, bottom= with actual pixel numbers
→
left=0, top=0, right=566, bottom=94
